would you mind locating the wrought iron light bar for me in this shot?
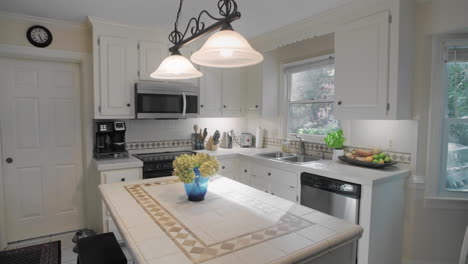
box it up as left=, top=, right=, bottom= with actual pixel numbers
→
left=167, top=0, right=241, bottom=54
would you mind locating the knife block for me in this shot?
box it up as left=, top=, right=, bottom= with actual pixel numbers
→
left=205, top=137, right=218, bottom=151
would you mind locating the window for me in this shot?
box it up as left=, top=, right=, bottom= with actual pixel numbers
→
left=284, top=55, right=339, bottom=140
left=443, top=42, right=468, bottom=193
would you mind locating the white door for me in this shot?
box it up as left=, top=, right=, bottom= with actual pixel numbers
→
left=98, top=35, right=135, bottom=118
left=334, top=11, right=390, bottom=120
left=138, top=40, right=167, bottom=81
left=0, top=58, right=84, bottom=242
left=222, top=68, right=245, bottom=117
left=199, top=67, right=222, bottom=117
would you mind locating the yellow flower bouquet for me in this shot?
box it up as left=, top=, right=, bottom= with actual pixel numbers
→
left=173, top=153, right=219, bottom=201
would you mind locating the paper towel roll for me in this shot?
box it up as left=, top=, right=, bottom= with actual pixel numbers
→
left=256, top=126, right=264, bottom=148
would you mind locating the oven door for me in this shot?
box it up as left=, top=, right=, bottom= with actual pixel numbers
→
left=143, top=170, right=174, bottom=179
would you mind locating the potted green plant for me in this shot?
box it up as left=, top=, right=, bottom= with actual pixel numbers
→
left=173, top=153, right=219, bottom=201
left=324, top=130, right=345, bottom=161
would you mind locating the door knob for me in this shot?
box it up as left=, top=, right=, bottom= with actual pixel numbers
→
left=5, top=158, right=13, bottom=164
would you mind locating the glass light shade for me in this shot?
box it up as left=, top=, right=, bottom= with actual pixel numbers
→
left=150, top=54, right=203, bottom=80
left=191, top=30, right=263, bottom=68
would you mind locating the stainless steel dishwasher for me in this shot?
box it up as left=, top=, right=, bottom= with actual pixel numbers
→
left=300, top=172, right=361, bottom=263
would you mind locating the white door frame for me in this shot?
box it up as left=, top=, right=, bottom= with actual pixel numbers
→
left=0, top=44, right=92, bottom=249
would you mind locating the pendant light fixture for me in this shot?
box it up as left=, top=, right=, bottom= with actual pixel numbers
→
left=150, top=50, right=202, bottom=80
left=191, top=23, right=263, bottom=68
left=151, top=0, right=263, bottom=80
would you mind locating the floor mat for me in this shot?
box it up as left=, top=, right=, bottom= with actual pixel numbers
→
left=0, top=240, right=61, bottom=264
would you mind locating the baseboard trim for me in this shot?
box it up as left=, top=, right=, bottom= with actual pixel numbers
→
left=402, top=259, right=451, bottom=264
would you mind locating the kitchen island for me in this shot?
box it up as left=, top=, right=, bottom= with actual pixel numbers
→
left=100, top=176, right=363, bottom=264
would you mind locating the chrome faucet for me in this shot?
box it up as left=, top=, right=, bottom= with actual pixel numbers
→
left=294, top=134, right=306, bottom=156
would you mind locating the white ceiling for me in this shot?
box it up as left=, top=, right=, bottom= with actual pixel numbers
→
left=0, top=0, right=352, bottom=38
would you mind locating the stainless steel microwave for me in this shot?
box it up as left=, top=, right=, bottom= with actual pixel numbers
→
left=135, top=81, right=199, bottom=119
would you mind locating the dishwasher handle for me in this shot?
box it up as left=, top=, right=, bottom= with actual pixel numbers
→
left=301, top=172, right=361, bottom=199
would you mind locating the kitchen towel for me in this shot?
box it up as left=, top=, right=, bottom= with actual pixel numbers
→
left=256, top=126, right=264, bottom=148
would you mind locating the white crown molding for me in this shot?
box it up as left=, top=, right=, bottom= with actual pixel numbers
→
left=0, top=11, right=88, bottom=29
left=87, top=16, right=170, bottom=32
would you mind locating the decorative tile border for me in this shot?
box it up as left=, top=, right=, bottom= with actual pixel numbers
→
left=263, top=138, right=331, bottom=153
left=125, top=180, right=314, bottom=264
left=126, top=139, right=192, bottom=150
left=263, top=137, right=411, bottom=164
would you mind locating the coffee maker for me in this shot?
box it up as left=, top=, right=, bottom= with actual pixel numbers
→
left=94, top=121, right=129, bottom=159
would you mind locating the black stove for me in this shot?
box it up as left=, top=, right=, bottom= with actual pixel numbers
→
left=133, top=151, right=195, bottom=179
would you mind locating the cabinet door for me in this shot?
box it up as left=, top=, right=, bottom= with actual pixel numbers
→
left=334, top=11, right=390, bottom=120
left=138, top=40, right=167, bottom=81
left=250, top=164, right=270, bottom=193
left=246, top=64, right=262, bottom=115
left=218, top=158, right=239, bottom=181
left=270, top=168, right=299, bottom=203
left=222, top=68, right=245, bottom=117
left=98, top=35, right=135, bottom=117
left=199, top=67, right=222, bottom=117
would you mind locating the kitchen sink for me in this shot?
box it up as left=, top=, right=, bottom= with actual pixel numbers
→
left=256, top=152, right=296, bottom=159
left=280, top=155, right=321, bottom=164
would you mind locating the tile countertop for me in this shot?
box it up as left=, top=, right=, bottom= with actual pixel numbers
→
left=99, top=176, right=363, bottom=264
left=93, top=146, right=410, bottom=185
left=197, top=147, right=410, bottom=186
left=93, top=155, right=143, bottom=171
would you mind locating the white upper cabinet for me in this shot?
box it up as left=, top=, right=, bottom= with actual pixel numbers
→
left=222, top=68, right=245, bottom=117
left=89, top=17, right=168, bottom=119
left=138, top=40, right=167, bottom=81
left=98, top=35, right=136, bottom=118
left=245, top=52, right=279, bottom=119
left=246, top=64, right=262, bottom=114
left=334, top=2, right=415, bottom=120
left=199, top=67, right=222, bottom=117
left=335, top=11, right=390, bottom=120
left=198, top=67, right=246, bottom=118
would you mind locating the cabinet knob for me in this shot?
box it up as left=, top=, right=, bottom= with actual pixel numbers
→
left=337, top=101, right=342, bottom=105
left=223, top=105, right=226, bottom=108
left=121, top=178, right=125, bottom=182
left=127, top=103, right=131, bottom=107
left=244, top=169, right=247, bottom=173
left=267, top=172, right=271, bottom=176
left=222, top=166, right=225, bottom=170
left=5, top=157, right=13, bottom=164
left=200, top=104, right=204, bottom=108
left=255, top=105, right=259, bottom=108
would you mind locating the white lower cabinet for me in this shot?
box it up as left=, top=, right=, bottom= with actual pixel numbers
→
left=218, top=158, right=239, bottom=181
left=238, top=158, right=299, bottom=203
left=100, top=168, right=142, bottom=243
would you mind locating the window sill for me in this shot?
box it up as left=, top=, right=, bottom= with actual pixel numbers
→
left=424, top=196, right=468, bottom=210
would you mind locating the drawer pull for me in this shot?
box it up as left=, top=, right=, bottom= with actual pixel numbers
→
left=244, top=169, right=247, bottom=173
left=267, top=172, right=271, bottom=176
left=289, top=186, right=295, bottom=189
left=121, top=178, right=125, bottom=182
left=222, top=166, right=226, bottom=170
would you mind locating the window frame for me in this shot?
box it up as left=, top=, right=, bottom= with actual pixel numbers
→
left=282, top=54, right=337, bottom=142
left=426, top=36, right=468, bottom=201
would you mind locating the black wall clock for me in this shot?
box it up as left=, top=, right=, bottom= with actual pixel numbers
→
left=27, top=25, right=53, bottom=48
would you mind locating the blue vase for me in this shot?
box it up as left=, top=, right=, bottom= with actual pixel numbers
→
left=184, top=168, right=209, bottom=202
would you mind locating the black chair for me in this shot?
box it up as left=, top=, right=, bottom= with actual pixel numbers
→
left=76, top=232, right=127, bottom=264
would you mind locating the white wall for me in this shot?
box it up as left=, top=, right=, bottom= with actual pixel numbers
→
left=125, top=118, right=247, bottom=142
